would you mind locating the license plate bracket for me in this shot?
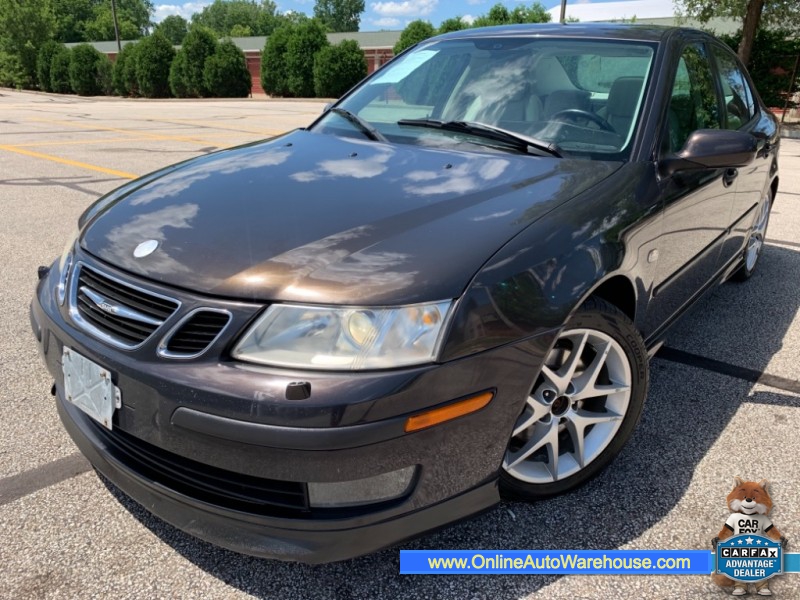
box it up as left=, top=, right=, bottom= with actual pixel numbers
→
left=62, top=347, right=121, bottom=430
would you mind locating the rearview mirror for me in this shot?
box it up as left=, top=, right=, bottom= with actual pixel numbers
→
left=660, top=129, right=757, bottom=177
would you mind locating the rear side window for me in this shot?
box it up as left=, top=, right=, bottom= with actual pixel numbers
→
left=664, top=43, right=721, bottom=153
left=711, top=44, right=757, bottom=130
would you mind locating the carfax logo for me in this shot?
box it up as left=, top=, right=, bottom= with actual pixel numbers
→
left=717, top=535, right=782, bottom=583
left=711, top=478, right=788, bottom=596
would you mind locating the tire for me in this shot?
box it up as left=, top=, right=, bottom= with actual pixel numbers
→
left=499, top=297, right=648, bottom=500
left=731, top=188, right=772, bottom=282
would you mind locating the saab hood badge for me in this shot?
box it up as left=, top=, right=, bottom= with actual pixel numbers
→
left=133, top=239, right=159, bottom=258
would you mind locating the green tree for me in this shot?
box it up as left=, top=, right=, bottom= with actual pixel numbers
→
left=169, top=49, right=189, bottom=97
left=97, top=51, right=112, bottom=93
left=313, top=0, right=364, bottom=32
left=112, top=41, right=132, bottom=94
left=204, top=38, right=251, bottom=96
left=260, top=24, right=293, bottom=96
left=393, top=20, right=435, bottom=55
left=471, top=2, right=551, bottom=27
left=37, top=40, right=64, bottom=91
left=192, top=0, right=278, bottom=36
left=50, top=44, right=72, bottom=92
left=285, top=19, right=329, bottom=97
left=68, top=43, right=107, bottom=95
left=275, top=10, right=309, bottom=27
left=0, top=52, right=26, bottom=88
left=676, top=0, right=800, bottom=65
left=121, top=41, right=141, bottom=95
left=719, top=28, right=800, bottom=107
left=51, top=0, right=94, bottom=43
left=0, top=0, right=56, bottom=88
left=155, top=14, right=189, bottom=45
left=438, top=17, right=467, bottom=33
left=229, top=23, right=252, bottom=36
left=510, top=3, right=551, bottom=23
left=181, top=25, right=218, bottom=96
left=313, top=39, right=366, bottom=97
left=473, top=3, right=510, bottom=26
left=83, top=0, right=154, bottom=41
left=135, top=32, right=175, bottom=97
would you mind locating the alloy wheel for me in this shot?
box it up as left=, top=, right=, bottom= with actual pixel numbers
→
left=502, top=328, right=632, bottom=484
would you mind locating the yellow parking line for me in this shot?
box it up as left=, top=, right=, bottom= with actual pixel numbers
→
left=0, top=145, right=137, bottom=179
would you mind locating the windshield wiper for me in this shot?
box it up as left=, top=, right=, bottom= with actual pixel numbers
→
left=330, top=107, right=387, bottom=143
left=397, top=118, right=562, bottom=158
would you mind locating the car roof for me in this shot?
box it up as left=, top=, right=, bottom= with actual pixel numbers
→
left=434, top=22, right=698, bottom=43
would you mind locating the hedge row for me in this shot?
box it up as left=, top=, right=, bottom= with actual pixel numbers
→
left=260, top=20, right=366, bottom=98
left=33, top=29, right=250, bottom=98
left=30, top=21, right=367, bottom=100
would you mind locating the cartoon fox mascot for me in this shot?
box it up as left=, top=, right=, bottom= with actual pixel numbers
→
left=712, top=478, right=787, bottom=596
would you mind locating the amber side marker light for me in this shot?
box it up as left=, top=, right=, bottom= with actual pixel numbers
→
left=404, top=391, right=494, bottom=433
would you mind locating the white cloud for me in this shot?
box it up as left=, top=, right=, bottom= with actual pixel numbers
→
left=153, top=2, right=211, bottom=23
left=370, top=16, right=402, bottom=26
left=461, top=14, right=475, bottom=25
left=466, top=0, right=484, bottom=5
left=370, top=0, right=438, bottom=18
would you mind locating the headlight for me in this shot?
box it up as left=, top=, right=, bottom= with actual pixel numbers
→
left=232, top=301, right=453, bottom=370
left=56, top=228, right=79, bottom=305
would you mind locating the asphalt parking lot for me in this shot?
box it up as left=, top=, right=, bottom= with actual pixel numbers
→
left=1, top=87, right=800, bottom=600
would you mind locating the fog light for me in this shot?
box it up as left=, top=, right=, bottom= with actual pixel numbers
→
left=308, top=466, right=416, bottom=508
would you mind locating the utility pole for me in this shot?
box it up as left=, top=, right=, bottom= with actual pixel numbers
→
left=111, top=0, right=122, bottom=52
left=560, top=0, right=567, bottom=23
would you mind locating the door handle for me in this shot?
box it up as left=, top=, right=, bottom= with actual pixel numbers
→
left=723, top=168, right=738, bottom=187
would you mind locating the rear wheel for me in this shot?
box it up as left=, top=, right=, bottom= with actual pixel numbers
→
left=500, top=297, right=648, bottom=500
left=732, top=188, right=772, bottom=282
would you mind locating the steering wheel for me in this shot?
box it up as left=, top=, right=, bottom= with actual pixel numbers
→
left=550, top=109, right=615, bottom=132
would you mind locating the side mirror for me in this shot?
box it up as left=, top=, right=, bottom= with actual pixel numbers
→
left=322, top=102, right=333, bottom=113
left=660, top=129, right=757, bottom=177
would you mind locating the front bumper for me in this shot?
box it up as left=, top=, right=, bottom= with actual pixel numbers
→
left=31, top=256, right=555, bottom=562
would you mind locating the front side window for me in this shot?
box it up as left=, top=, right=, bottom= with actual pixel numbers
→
left=313, top=38, right=657, bottom=160
left=664, top=43, right=721, bottom=154
left=711, top=44, right=757, bottom=130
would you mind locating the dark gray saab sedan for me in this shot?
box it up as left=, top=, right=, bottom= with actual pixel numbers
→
left=31, top=24, right=779, bottom=562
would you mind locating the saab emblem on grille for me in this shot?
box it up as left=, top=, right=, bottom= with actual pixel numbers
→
left=97, top=301, right=119, bottom=314
left=133, top=239, right=159, bottom=258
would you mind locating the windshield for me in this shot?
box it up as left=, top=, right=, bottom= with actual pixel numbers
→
left=313, top=36, right=656, bottom=160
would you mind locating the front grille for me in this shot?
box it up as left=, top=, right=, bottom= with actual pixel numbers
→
left=74, top=264, right=179, bottom=348
left=163, top=310, right=231, bottom=356
left=92, top=422, right=310, bottom=515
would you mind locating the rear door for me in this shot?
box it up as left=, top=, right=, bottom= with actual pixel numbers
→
left=644, top=41, right=732, bottom=333
left=709, top=42, right=775, bottom=263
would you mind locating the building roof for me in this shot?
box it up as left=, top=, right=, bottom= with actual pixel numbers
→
left=67, top=30, right=402, bottom=54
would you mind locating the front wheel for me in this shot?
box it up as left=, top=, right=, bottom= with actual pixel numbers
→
left=500, top=297, right=648, bottom=500
left=732, top=188, right=772, bottom=282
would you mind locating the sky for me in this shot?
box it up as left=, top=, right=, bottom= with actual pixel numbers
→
left=153, top=0, right=680, bottom=30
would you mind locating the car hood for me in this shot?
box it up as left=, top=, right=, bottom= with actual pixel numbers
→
left=81, top=130, right=619, bottom=305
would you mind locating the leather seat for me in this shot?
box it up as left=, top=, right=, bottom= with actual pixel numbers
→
left=603, top=76, right=644, bottom=134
